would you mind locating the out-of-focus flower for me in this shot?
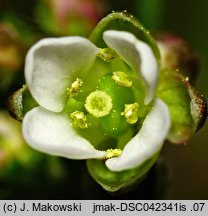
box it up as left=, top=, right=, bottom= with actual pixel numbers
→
left=0, top=24, right=24, bottom=71
left=36, top=0, right=106, bottom=36
left=0, top=111, right=68, bottom=199
left=0, top=111, right=31, bottom=168
left=0, top=22, right=27, bottom=99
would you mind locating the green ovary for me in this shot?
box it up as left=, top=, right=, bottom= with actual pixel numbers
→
left=65, top=57, right=148, bottom=152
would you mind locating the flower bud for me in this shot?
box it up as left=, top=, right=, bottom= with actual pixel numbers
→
left=36, top=0, right=106, bottom=36
left=7, top=86, right=38, bottom=122
left=156, top=69, right=207, bottom=144
left=155, top=32, right=199, bottom=83
left=0, top=21, right=30, bottom=100
left=0, top=23, right=25, bottom=71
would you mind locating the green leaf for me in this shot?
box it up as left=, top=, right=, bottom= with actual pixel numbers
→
left=86, top=153, right=159, bottom=192
left=90, top=12, right=160, bottom=63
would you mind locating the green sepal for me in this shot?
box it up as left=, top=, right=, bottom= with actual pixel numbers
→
left=86, top=153, right=159, bottom=192
left=7, top=85, right=38, bottom=121
left=90, top=12, right=160, bottom=64
left=156, top=69, right=194, bottom=144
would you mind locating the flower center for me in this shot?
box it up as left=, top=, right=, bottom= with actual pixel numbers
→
left=65, top=53, right=149, bottom=151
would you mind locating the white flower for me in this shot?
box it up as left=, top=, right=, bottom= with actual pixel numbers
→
left=22, top=30, right=170, bottom=172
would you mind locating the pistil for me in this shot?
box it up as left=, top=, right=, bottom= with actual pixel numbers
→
left=85, top=90, right=113, bottom=118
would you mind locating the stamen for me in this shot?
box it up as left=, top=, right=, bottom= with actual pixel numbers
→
left=69, top=111, right=88, bottom=129
left=85, top=90, right=113, bottom=118
left=67, top=78, right=83, bottom=97
left=97, top=48, right=118, bottom=62
left=112, top=71, right=132, bottom=87
left=122, top=103, right=139, bottom=124
left=105, top=148, right=122, bottom=159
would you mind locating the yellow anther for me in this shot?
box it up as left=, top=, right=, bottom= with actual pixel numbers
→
left=97, top=48, right=118, bottom=62
left=112, top=71, right=132, bottom=87
left=185, top=76, right=189, bottom=81
left=69, top=111, right=88, bottom=129
left=68, top=78, right=83, bottom=97
left=122, top=103, right=139, bottom=124
left=105, top=149, right=122, bottom=159
left=85, top=90, right=112, bottom=118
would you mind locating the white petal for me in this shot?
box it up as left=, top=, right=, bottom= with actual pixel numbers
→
left=25, top=37, right=99, bottom=112
left=103, top=30, right=158, bottom=104
left=106, top=98, right=170, bottom=171
left=22, top=107, right=106, bottom=159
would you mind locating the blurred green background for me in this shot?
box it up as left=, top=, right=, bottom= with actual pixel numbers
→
left=0, top=0, right=208, bottom=199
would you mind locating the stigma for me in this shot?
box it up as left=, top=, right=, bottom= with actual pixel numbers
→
left=85, top=90, right=113, bottom=118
